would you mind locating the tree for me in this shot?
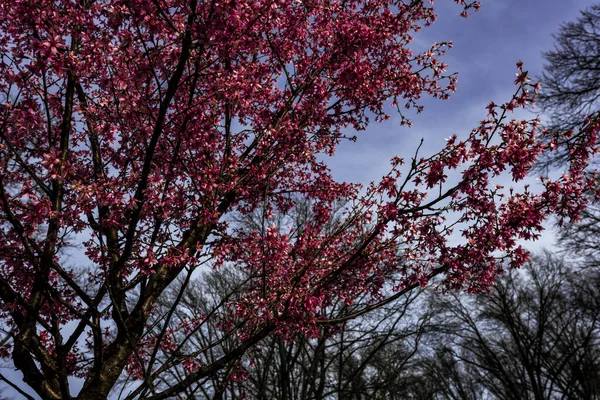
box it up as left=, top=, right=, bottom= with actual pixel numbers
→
left=539, top=4, right=600, bottom=135
left=140, top=196, right=437, bottom=399
left=425, top=253, right=600, bottom=400
left=557, top=201, right=600, bottom=268
left=0, top=0, right=598, bottom=399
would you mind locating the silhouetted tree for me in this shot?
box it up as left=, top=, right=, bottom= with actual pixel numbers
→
left=426, top=252, right=600, bottom=400
left=539, top=5, right=600, bottom=134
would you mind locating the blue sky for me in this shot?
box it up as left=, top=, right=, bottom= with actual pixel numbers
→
left=2, top=1, right=598, bottom=398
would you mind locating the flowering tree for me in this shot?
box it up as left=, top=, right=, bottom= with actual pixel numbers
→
left=146, top=197, right=436, bottom=399
left=0, top=0, right=598, bottom=398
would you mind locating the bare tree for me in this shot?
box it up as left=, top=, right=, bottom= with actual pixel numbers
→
left=424, top=252, right=600, bottom=400
left=539, top=5, right=600, bottom=134
left=557, top=201, right=600, bottom=267
left=411, top=347, right=485, bottom=400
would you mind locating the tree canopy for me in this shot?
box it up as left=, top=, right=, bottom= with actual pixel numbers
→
left=0, top=0, right=598, bottom=398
